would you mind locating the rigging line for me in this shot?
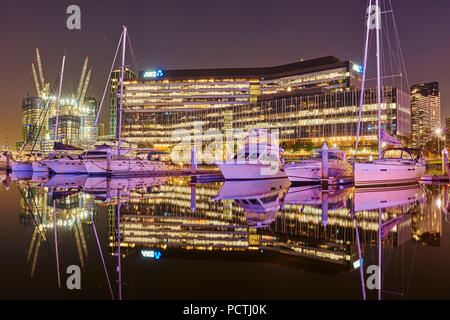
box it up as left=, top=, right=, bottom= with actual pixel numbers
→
left=405, top=241, right=417, bottom=299
left=30, top=76, right=60, bottom=154
left=20, top=76, right=59, bottom=157
left=16, top=184, right=56, bottom=267
left=86, top=199, right=115, bottom=300
left=354, top=0, right=373, bottom=157
left=127, top=33, right=140, bottom=73
left=388, top=0, right=410, bottom=90
left=382, top=11, right=402, bottom=89
left=89, top=31, right=124, bottom=147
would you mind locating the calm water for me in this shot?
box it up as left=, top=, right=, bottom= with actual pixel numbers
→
left=0, top=172, right=449, bottom=300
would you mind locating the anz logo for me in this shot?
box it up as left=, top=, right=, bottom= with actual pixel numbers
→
left=143, top=69, right=164, bottom=79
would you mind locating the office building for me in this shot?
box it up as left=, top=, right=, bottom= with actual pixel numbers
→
left=109, top=68, right=137, bottom=137
left=410, top=82, right=441, bottom=148
left=109, top=56, right=410, bottom=155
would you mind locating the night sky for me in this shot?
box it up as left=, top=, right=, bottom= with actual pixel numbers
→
left=1, top=0, right=450, bottom=147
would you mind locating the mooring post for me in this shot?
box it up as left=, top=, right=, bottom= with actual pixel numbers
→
left=107, top=151, right=111, bottom=175
left=322, top=190, right=328, bottom=228
left=6, top=151, right=10, bottom=172
left=442, top=147, right=448, bottom=175
left=191, top=147, right=197, bottom=173
left=321, top=143, right=329, bottom=188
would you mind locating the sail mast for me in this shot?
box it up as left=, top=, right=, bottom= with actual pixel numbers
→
left=55, top=55, right=66, bottom=143
left=354, top=0, right=372, bottom=157
left=376, top=0, right=382, bottom=159
left=118, top=26, right=127, bottom=156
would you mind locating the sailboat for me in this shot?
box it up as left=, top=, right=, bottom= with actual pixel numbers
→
left=83, top=26, right=168, bottom=176
left=353, top=1, right=426, bottom=186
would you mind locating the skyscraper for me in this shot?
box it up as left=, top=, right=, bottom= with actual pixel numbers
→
left=410, top=82, right=441, bottom=148
left=446, top=117, right=450, bottom=148
left=109, top=68, right=136, bottom=137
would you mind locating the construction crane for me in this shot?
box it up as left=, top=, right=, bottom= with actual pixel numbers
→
left=36, top=47, right=45, bottom=90
left=76, top=56, right=89, bottom=101
left=31, top=61, right=41, bottom=97
left=79, top=66, right=92, bottom=104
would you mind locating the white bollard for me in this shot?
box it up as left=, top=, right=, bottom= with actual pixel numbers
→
left=442, top=147, right=448, bottom=175
left=321, top=143, right=329, bottom=180
left=190, top=147, right=197, bottom=173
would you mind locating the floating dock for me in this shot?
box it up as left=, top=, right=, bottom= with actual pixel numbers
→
left=420, top=175, right=449, bottom=183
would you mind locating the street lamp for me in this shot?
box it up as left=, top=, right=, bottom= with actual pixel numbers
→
left=435, top=128, right=442, bottom=157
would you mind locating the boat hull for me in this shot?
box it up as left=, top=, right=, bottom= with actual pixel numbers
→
left=84, top=159, right=168, bottom=175
left=32, top=161, right=49, bottom=173
left=354, top=161, right=425, bottom=187
left=283, top=160, right=353, bottom=183
left=11, top=161, right=33, bottom=172
left=43, top=159, right=87, bottom=174
left=216, top=163, right=287, bottom=180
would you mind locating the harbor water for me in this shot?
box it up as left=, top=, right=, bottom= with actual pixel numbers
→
left=0, top=172, right=449, bottom=300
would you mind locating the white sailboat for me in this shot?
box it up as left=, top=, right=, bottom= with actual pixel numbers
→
left=353, top=0, right=426, bottom=187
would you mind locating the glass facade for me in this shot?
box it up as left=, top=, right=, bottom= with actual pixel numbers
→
left=410, top=82, right=440, bottom=149
left=109, top=68, right=137, bottom=136
left=21, top=96, right=99, bottom=151
left=120, top=86, right=410, bottom=156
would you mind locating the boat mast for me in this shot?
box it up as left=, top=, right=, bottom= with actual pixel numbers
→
left=354, top=0, right=372, bottom=157
left=118, top=26, right=127, bottom=157
left=55, top=55, right=66, bottom=143
left=376, top=0, right=382, bottom=159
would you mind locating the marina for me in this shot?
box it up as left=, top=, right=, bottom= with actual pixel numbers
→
left=2, top=0, right=450, bottom=308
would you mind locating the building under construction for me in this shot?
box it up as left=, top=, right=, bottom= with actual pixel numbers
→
left=20, top=48, right=99, bottom=151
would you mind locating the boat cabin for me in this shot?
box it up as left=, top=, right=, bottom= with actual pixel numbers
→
left=381, top=147, right=425, bottom=163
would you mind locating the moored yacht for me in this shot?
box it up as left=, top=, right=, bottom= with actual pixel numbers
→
left=215, top=130, right=287, bottom=180
left=354, top=147, right=426, bottom=187
left=43, top=144, right=121, bottom=174
left=83, top=156, right=168, bottom=176
left=11, top=152, right=44, bottom=172
left=283, top=144, right=353, bottom=184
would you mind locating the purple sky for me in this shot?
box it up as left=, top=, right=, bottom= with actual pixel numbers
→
left=1, top=0, right=449, bottom=146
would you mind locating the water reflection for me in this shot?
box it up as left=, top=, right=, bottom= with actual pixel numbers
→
left=3, top=174, right=450, bottom=299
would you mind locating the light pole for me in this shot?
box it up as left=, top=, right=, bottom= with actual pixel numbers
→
left=436, top=128, right=442, bottom=158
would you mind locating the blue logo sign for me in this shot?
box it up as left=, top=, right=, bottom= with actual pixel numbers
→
left=141, top=249, right=162, bottom=260
left=143, top=68, right=164, bottom=78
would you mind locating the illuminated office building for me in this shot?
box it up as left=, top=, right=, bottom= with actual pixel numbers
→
left=21, top=96, right=98, bottom=151
left=446, top=117, right=450, bottom=148
left=111, top=56, right=410, bottom=153
left=22, top=96, right=47, bottom=145
left=120, top=85, right=410, bottom=155
left=109, top=68, right=137, bottom=137
left=410, top=82, right=441, bottom=148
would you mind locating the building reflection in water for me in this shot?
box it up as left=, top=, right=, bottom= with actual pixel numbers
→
left=12, top=175, right=450, bottom=299
left=107, top=177, right=428, bottom=277
left=18, top=180, right=97, bottom=278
